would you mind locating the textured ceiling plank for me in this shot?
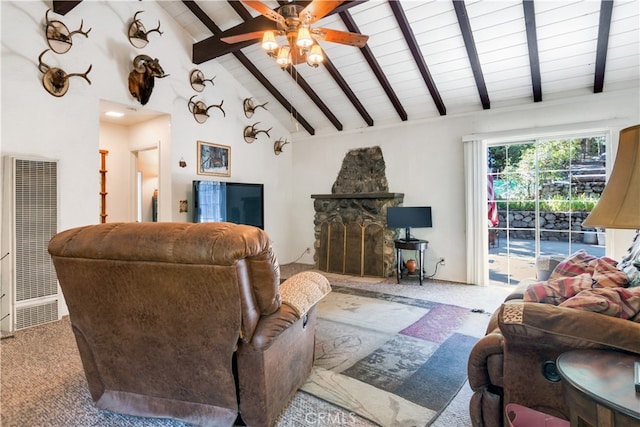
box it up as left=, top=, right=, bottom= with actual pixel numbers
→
left=283, top=66, right=343, bottom=131
left=52, top=1, right=82, bottom=15
left=182, top=0, right=315, bottom=135
left=340, top=10, right=407, bottom=121
left=322, top=55, right=374, bottom=127
left=453, top=0, right=490, bottom=110
left=594, top=0, right=613, bottom=93
left=523, top=0, right=542, bottom=102
left=389, top=0, right=446, bottom=116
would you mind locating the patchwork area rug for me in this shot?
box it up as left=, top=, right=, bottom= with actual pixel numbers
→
left=301, top=285, right=482, bottom=427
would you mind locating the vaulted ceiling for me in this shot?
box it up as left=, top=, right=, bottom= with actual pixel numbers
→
left=56, top=1, right=640, bottom=137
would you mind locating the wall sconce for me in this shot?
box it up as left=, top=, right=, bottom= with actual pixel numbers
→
left=38, top=49, right=92, bottom=97
left=243, top=97, right=269, bottom=118
left=45, top=8, right=91, bottom=54
left=189, top=69, right=215, bottom=92
left=128, top=11, right=162, bottom=49
left=188, top=95, right=225, bottom=124
left=178, top=158, right=187, bottom=168
left=273, top=138, right=290, bottom=155
left=243, top=122, right=272, bottom=143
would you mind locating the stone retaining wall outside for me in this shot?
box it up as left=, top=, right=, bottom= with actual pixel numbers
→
left=496, top=210, right=601, bottom=242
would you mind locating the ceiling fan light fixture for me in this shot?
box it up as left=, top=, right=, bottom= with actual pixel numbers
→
left=296, top=27, right=313, bottom=49
left=307, top=44, right=323, bottom=67
left=276, top=45, right=291, bottom=68
left=261, top=30, right=278, bottom=53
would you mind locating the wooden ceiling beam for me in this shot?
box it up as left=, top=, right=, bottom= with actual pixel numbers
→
left=340, top=10, right=407, bottom=121
left=52, top=1, right=82, bottom=15
left=453, top=0, right=490, bottom=110
left=523, top=0, right=542, bottom=102
left=183, top=0, right=315, bottom=135
left=323, top=54, right=374, bottom=127
left=389, top=0, right=446, bottom=116
left=594, top=0, right=613, bottom=93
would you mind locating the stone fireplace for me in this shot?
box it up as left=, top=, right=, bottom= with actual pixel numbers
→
left=311, top=146, right=403, bottom=277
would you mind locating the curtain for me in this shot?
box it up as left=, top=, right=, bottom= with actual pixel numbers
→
left=464, top=139, right=489, bottom=285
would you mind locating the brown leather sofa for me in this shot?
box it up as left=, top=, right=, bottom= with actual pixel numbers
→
left=48, top=222, right=330, bottom=427
left=467, top=283, right=640, bottom=427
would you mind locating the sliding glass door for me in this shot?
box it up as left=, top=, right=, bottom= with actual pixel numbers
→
left=488, top=134, right=607, bottom=286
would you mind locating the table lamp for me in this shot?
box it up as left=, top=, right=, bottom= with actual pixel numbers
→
left=583, top=124, right=640, bottom=273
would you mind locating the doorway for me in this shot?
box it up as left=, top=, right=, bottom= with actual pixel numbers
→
left=487, top=133, right=608, bottom=286
left=99, top=100, right=169, bottom=222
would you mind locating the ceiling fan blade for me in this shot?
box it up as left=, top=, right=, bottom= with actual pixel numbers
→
left=240, top=0, right=285, bottom=26
left=312, top=28, right=369, bottom=48
left=300, top=0, right=345, bottom=24
left=221, top=31, right=265, bottom=44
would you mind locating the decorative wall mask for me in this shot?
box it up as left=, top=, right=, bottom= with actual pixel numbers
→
left=128, top=11, right=162, bottom=48
left=243, top=122, right=272, bottom=143
left=38, top=49, right=92, bottom=97
left=45, top=8, right=91, bottom=54
left=189, top=69, right=215, bottom=92
left=128, top=55, right=168, bottom=105
left=273, top=138, right=290, bottom=155
left=243, top=97, right=268, bottom=118
left=188, top=95, right=225, bottom=124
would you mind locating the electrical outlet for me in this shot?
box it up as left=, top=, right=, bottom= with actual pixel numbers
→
left=439, top=257, right=445, bottom=266
left=306, top=247, right=311, bottom=254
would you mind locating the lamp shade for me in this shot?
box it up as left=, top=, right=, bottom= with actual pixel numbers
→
left=583, top=124, right=640, bottom=229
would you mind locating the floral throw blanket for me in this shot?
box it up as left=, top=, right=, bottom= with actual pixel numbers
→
left=524, top=249, right=640, bottom=322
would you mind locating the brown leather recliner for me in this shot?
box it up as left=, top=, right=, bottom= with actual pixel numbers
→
left=48, top=222, right=330, bottom=427
left=467, top=285, right=640, bottom=427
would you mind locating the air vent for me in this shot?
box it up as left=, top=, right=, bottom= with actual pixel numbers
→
left=16, top=301, right=58, bottom=330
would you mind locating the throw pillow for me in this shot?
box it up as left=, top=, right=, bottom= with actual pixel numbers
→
left=591, top=257, right=629, bottom=288
left=559, top=287, right=640, bottom=320
left=523, top=273, right=593, bottom=305
left=549, top=250, right=597, bottom=279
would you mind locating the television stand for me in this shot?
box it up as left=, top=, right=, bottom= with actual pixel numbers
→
left=394, top=239, right=428, bottom=285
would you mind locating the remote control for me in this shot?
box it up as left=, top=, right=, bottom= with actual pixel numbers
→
left=635, top=362, right=640, bottom=393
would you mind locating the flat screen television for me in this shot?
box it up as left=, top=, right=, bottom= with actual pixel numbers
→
left=193, top=180, right=264, bottom=229
left=387, top=206, right=432, bottom=242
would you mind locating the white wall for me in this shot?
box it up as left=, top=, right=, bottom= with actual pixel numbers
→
left=1, top=1, right=294, bottom=257
left=291, top=89, right=640, bottom=283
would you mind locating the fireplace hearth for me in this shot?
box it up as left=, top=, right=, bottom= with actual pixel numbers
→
left=311, top=146, right=403, bottom=277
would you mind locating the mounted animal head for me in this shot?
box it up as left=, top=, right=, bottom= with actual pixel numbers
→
left=273, top=138, right=290, bottom=155
left=38, top=49, right=92, bottom=97
left=45, top=8, right=91, bottom=54
left=188, top=95, right=225, bottom=124
left=243, top=122, right=272, bottom=143
left=243, top=98, right=269, bottom=118
left=128, top=55, right=168, bottom=105
left=128, top=10, right=162, bottom=48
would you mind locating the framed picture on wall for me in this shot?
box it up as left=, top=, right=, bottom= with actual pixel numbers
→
left=197, top=141, right=230, bottom=177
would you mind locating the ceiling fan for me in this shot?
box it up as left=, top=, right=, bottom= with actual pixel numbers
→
left=221, top=0, right=369, bottom=68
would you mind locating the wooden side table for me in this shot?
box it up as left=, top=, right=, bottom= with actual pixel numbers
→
left=556, top=349, right=640, bottom=427
left=394, top=239, right=428, bottom=285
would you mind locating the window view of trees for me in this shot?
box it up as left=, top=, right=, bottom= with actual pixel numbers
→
left=489, top=137, right=605, bottom=213
left=487, top=135, right=606, bottom=286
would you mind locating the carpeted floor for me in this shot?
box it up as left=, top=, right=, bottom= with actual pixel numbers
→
left=0, top=264, right=511, bottom=426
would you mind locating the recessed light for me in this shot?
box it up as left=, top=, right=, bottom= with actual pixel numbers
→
left=105, top=111, right=125, bottom=118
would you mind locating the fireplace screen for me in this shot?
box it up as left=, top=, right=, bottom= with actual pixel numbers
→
left=318, top=221, right=385, bottom=277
